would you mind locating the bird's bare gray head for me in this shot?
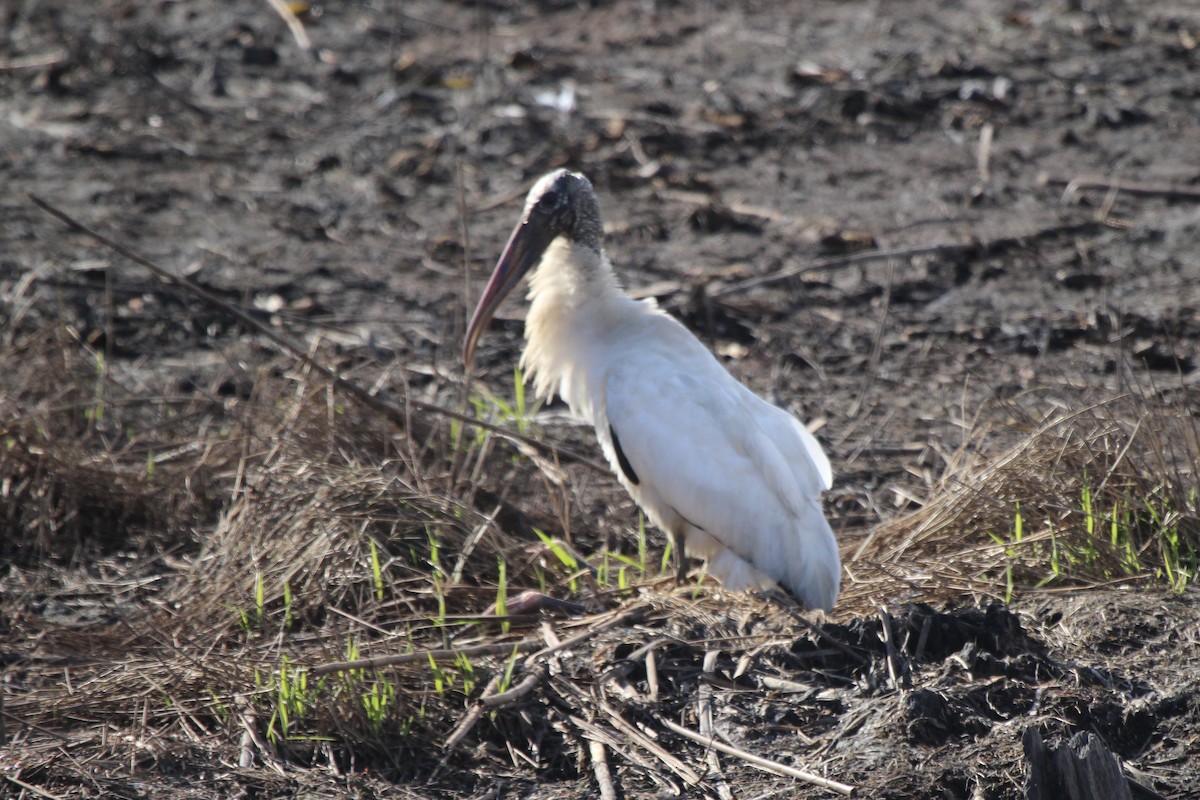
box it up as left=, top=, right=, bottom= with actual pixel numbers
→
left=463, top=169, right=604, bottom=366
left=520, top=169, right=603, bottom=253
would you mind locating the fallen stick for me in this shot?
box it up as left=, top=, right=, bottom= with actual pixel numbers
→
left=645, top=644, right=660, bottom=702
left=601, top=704, right=706, bottom=787
left=442, top=673, right=504, bottom=753
left=699, top=649, right=733, bottom=800
left=481, top=664, right=547, bottom=709
left=310, top=638, right=542, bottom=676
left=0, top=50, right=68, bottom=71
left=1042, top=174, right=1200, bottom=203
left=3, top=775, right=66, bottom=800
left=523, top=607, right=645, bottom=668
left=569, top=712, right=681, bottom=796
left=713, top=242, right=964, bottom=297
left=783, top=606, right=870, bottom=666
left=977, top=122, right=994, bottom=183
left=590, top=740, right=619, bottom=800
left=877, top=607, right=905, bottom=691
left=658, top=717, right=855, bottom=797
left=713, top=220, right=1105, bottom=298
left=440, top=608, right=642, bottom=751
left=235, top=695, right=287, bottom=776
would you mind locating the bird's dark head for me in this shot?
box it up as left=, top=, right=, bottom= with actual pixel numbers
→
left=519, top=169, right=603, bottom=251
left=463, top=169, right=603, bottom=367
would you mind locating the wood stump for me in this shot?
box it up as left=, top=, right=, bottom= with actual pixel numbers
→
left=1023, top=727, right=1132, bottom=800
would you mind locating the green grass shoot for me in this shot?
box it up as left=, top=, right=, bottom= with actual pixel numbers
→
left=496, top=556, right=509, bottom=634
left=363, top=678, right=396, bottom=733
left=498, top=644, right=520, bottom=694
left=534, top=528, right=580, bottom=593
left=370, top=538, right=385, bottom=601
left=454, top=653, right=477, bottom=697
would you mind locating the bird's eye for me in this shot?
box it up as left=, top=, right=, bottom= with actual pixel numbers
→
left=539, top=188, right=562, bottom=209
left=532, top=188, right=573, bottom=230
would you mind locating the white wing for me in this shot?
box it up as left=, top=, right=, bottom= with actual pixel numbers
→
left=599, top=318, right=840, bottom=610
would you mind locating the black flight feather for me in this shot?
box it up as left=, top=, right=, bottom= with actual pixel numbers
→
left=609, top=424, right=640, bottom=485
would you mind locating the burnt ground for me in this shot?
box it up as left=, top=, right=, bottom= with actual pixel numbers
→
left=2, top=0, right=1200, bottom=798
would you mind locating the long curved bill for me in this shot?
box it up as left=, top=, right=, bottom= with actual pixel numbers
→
left=462, top=216, right=557, bottom=367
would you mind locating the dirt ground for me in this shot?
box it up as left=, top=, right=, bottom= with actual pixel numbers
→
left=3, top=0, right=1200, bottom=798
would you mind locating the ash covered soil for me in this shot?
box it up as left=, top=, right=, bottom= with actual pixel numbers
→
left=2, top=1, right=1200, bottom=798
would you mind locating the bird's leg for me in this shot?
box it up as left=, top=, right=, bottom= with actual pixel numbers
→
left=670, top=527, right=687, bottom=585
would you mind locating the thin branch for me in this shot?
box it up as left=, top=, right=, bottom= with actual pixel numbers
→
left=712, top=221, right=1105, bottom=298
left=439, top=608, right=643, bottom=750
left=1043, top=174, right=1200, bottom=203
left=0, top=50, right=68, bottom=71
left=699, top=649, right=733, bottom=800
left=3, top=775, right=67, bottom=800
left=568, top=712, right=681, bottom=796
left=646, top=644, right=660, bottom=702
left=235, top=695, right=287, bottom=776
left=310, top=638, right=542, bottom=676
left=601, top=702, right=707, bottom=787
left=442, top=673, right=504, bottom=752
left=523, top=608, right=645, bottom=668
left=481, top=664, right=546, bottom=709
left=848, top=258, right=894, bottom=419
left=877, top=606, right=905, bottom=691
left=590, top=740, right=620, bottom=800
left=781, top=605, right=870, bottom=666
left=714, top=243, right=963, bottom=297
left=658, top=716, right=855, bottom=797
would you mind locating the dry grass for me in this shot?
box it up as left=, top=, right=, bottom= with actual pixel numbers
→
left=848, top=387, right=1200, bottom=606
left=0, top=320, right=638, bottom=793
left=2, top=315, right=1198, bottom=798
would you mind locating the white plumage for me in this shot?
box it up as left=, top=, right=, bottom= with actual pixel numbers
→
left=463, top=170, right=840, bottom=610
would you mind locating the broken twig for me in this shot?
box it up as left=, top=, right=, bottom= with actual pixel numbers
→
left=658, top=716, right=855, bottom=796
left=481, top=665, right=547, bottom=709
left=310, top=638, right=541, bottom=676
left=590, top=740, right=619, bottom=800
left=1043, top=174, right=1200, bottom=203
left=602, top=704, right=706, bottom=787
left=713, top=221, right=1105, bottom=298
left=699, top=649, right=733, bottom=800
left=442, top=673, right=504, bottom=753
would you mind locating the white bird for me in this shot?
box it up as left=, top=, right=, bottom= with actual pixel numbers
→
left=462, top=170, right=841, bottom=611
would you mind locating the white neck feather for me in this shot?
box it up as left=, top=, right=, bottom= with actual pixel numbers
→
left=520, top=237, right=637, bottom=420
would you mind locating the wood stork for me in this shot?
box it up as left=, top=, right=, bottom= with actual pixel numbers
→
left=462, top=170, right=841, bottom=611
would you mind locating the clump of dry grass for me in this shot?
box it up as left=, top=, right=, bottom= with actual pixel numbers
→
left=844, top=390, right=1200, bottom=610
left=0, top=322, right=608, bottom=790
left=180, top=392, right=507, bottom=631
left=0, top=325, right=229, bottom=566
